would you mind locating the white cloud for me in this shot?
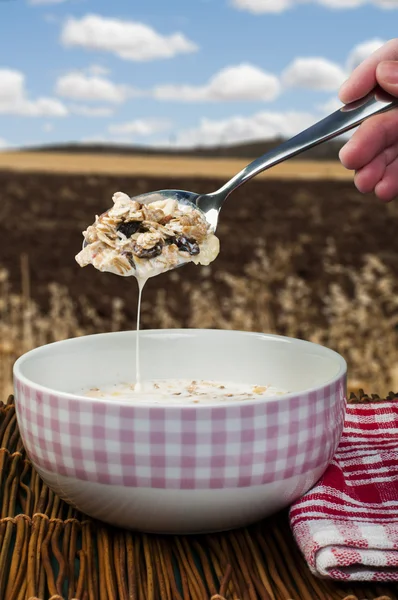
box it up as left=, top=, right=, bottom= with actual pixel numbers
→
left=171, top=110, right=318, bottom=147
left=69, top=104, right=114, bottom=117
left=282, top=57, right=346, bottom=91
left=231, top=0, right=293, bottom=13
left=61, top=14, right=198, bottom=62
left=81, top=135, right=134, bottom=146
left=0, top=69, right=68, bottom=117
left=151, top=39, right=385, bottom=104
left=346, top=38, right=385, bottom=71
left=55, top=72, right=136, bottom=103
left=56, top=63, right=279, bottom=106
left=321, top=0, right=398, bottom=6
left=0, top=138, right=9, bottom=149
left=155, top=64, right=280, bottom=102
left=86, top=111, right=320, bottom=149
left=43, top=123, right=54, bottom=132
left=231, top=0, right=398, bottom=12
left=108, top=118, right=172, bottom=136
left=87, top=64, right=110, bottom=76
left=280, top=39, right=386, bottom=94
left=317, top=96, right=341, bottom=113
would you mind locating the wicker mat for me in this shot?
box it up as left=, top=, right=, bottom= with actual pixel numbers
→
left=1, top=393, right=397, bottom=600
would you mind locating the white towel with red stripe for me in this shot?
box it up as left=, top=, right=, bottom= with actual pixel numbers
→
left=289, top=401, right=398, bottom=581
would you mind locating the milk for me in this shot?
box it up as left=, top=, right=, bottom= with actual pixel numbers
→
left=80, top=379, right=288, bottom=404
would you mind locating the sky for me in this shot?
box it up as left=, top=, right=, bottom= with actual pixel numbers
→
left=0, top=0, right=397, bottom=149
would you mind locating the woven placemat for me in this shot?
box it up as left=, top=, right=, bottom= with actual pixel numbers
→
left=1, top=392, right=397, bottom=600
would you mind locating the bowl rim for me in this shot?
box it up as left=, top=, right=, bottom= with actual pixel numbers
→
left=13, top=329, right=347, bottom=408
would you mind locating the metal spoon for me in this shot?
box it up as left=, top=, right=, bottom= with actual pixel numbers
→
left=84, top=86, right=398, bottom=250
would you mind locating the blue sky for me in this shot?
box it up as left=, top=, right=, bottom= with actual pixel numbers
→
left=0, top=0, right=397, bottom=149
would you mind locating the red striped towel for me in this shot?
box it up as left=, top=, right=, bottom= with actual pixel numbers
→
left=289, top=401, right=398, bottom=581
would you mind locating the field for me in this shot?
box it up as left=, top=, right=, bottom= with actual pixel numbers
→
left=1, top=154, right=398, bottom=397
left=0, top=151, right=351, bottom=179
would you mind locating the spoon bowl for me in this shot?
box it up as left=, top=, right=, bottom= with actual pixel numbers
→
left=82, top=189, right=207, bottom=250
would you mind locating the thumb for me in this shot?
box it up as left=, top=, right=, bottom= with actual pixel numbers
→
left=376, top=60, right=398, bottom=97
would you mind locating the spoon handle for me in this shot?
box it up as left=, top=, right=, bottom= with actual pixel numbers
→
left=213, top=87, right=398, bottom=202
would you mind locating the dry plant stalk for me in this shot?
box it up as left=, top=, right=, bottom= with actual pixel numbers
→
left=1, top=238, right=398, bottom=398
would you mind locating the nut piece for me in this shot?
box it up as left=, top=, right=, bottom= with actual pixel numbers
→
left=143, top=206, right=165, bottom=223
left=253, top=386, right=267, bottom=394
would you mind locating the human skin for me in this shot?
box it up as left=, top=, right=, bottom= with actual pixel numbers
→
left=339, top=39, right=398, bottom=202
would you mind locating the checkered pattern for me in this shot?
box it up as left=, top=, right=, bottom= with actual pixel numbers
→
left=290, top=401, right=398, bottom=581
left=14, top=375, right=346, bottom=490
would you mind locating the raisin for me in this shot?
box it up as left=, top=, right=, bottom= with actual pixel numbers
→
left=165, top=236, right=176, bottom=246
left=117, top=221, right=141, bottom=238
left=122, top=252, right=135, bottom=267
left=175, top=236, right=200, bottom=255
left=132, top=242, right=163, bottom=259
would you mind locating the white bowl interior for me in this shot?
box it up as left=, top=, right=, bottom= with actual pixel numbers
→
left=15, top=329, right=345, bottom=400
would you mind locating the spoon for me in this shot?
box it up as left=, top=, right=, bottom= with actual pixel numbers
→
left=84, top=86, right=398, bottom=249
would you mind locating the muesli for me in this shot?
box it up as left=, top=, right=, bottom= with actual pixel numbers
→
left=75, top=191, right=220, bottom=280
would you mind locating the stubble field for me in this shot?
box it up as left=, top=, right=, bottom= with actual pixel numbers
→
left=1, top=154, right=397, bottom=397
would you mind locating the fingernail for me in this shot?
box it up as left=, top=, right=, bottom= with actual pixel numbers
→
left=340, top=138, right=352, bottom=153
left=339, top=78, right=348, bottom=91
left=378, top=60, right=398, bottom=84
left=338, top=79, right=349, bottom=101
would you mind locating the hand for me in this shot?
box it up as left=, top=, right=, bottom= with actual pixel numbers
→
left=339, top=39, right=398, bottom=202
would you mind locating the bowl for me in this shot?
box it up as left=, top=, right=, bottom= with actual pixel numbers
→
left=13, top=329, right=347, bottom=534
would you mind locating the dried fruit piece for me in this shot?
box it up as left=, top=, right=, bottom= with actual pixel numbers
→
left=117, top=221, right=141, bottom=238
left=132, top=242, right=163, bottom=259
left=165, top=236, right=177, bottom=246
left=175, top=236, right=200, bottom=255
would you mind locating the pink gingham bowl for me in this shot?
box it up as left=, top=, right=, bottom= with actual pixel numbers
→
left=13, top=329, right=347, bottom=534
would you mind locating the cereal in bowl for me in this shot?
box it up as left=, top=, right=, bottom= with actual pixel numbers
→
left=81, top=379, right=289, bottom=404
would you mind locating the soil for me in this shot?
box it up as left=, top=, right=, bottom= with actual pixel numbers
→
left=1, top=170, right=398, bottom=329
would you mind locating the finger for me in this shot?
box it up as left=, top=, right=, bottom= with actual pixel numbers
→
left=376, top=60, right=398, bottom=97
left=339, top=38, right=398, bottom=104
left=354, top=144, right=398, bottom=194
left=339, top=108, right=398, bottom=171
left=374, top=155, right=398, bottom=202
